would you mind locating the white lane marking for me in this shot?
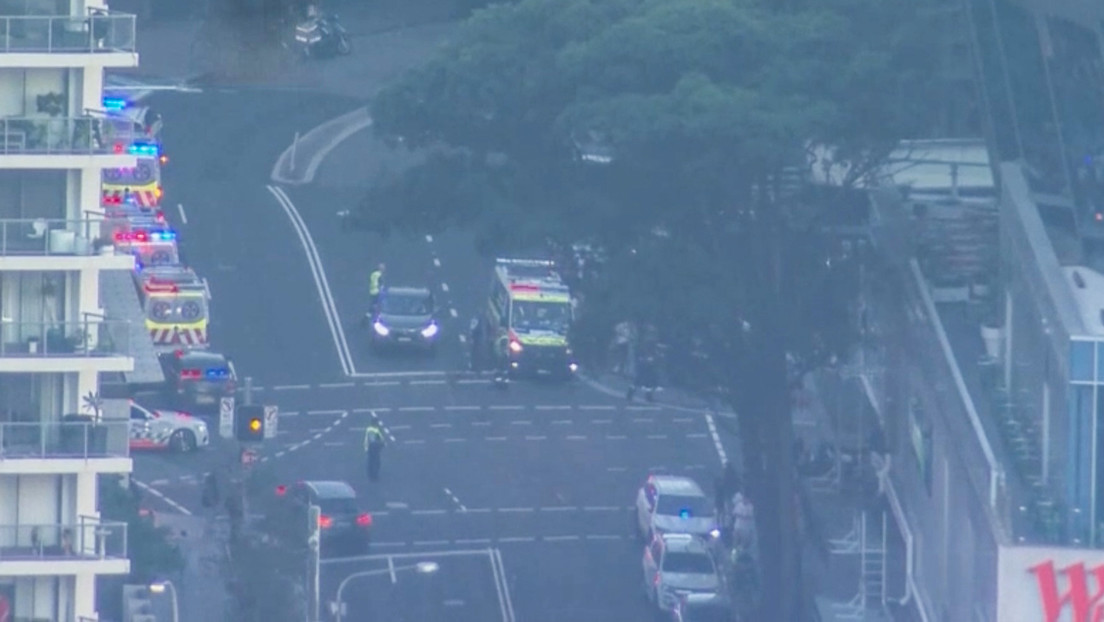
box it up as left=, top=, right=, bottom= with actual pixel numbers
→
left=579, top=405, right=615, bottom=411
left=456, top=538, right=491, bottom=545
left=459, top=334, right=468, bottom=343
left=267, top=185, right=355, bottom=375
left=591, top=419, right=612, bottom=425
left=410, top=380, right=446, bottom=386
left=582, top=506, right=621, bottom=512
left=498, top=537, right=533, bottom=543
left=307, top=409, right=344, bottom=416
left=273, top=384, right=310, bottom=391
left=433, top=257, right=441, bottom=267
left=441, top=282, right=450, bottom=293
left=313, top=433, right=324, bottom=440
left=490, top=405, right=523, bottom=411
left=606, top=435, right=627, bottom=440
left=524, top=435, right=547, bottom=441
left=585, top=535, right=624, bottom=541
left=425, top=234, right=434, bottom=243
left=463, top=508, right=492, bottom=514
left=705, top=413, right=728, bottom=464
left=627, top=405, right=660, bottom=411
left=398, top=406, right=435, bottom=412
left=631, top=418, right=654, bottom=424
left=544, top=535, right=580, bottom=542
left=498, top=507, right=534, bottom=513
left=509, top=420, right=532, bottom=426
left=444, top=487, right=467, bottom=511
left=444, top=405, right=480, bottom=411
left=444, top=438, right=466, bottom=443
left=132, top=480, right=192, bottom=515
left=450, top=308, right=459, bottom=318
left=275, top=451, right=286, bottom=458
left=686, top=433, right=709, bottom=439
left=540, top=506, right=577, bottom=512
left=485, top=437, right=507, bottom=441
left=176, top=203, right=188, bottom=224
left=280, top=411, right=299, bottom=417
left=551, top=420, right=572, bottom=425
left=388, top=425, right=412, bottom=431
left=646, top=434, right=668, bottom=440
left=494, top=548, right=517, bottom=622
left=323, top=442, right=343, bottom=447
left=535, top=405, right=571, bottom=411
left=430, top=423, right=453, bottom=429
left=565, top=435, right=587, bottom=441
left=320, top=382, right=354, bottom=389
left=413, top=540, right=450, bottom=547
left=149, top=479, right=169, bottom=486
left=411, top=510, right=447, bottom=516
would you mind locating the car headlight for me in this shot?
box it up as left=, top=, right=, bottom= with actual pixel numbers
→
left=372, top=321, right=390, bottom=336
left=421, top=323, right=438, bottom=338
left=508, top=340, right=523, bottom=353
left=709, top=528, right=721, bottom=539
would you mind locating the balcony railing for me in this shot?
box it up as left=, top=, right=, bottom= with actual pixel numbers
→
left=0, top=115, right=140, bottom=156
left=0, top=419, right=128, bottom=459
left=0, top=217, right=112, bottom=256
left=0, top=11, right=136, bottom=54
left=0, top=516, right=127, bottom=561
left=0, top=317, right=132, bottom=358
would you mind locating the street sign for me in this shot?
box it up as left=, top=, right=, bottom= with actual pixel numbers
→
left=219, top=397, right=235, bottom=439
left=264, top=405, right=278, bottom=439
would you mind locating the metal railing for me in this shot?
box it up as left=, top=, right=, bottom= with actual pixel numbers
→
left=0, top=217, right=112, bottom=256
left=0, top=317, right=132, bottom=357
left=0, top=11, right=136, bottom=53
left=0, top=419, right=128, bottom=459
left=0, top=115, right=140, bottom=156
left=0, top=516, right=127, bottom=560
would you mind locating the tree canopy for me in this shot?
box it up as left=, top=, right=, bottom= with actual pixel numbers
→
left=365, top=0, right=936, bottom=618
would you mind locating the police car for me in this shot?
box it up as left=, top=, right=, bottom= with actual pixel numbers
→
left=159, top=349, right=236, bottom=411
left=128, top=401, right=209, bottom=453
left=635, top=474, right=720, bottom=541
left=643, top=533, right=723, bottom=613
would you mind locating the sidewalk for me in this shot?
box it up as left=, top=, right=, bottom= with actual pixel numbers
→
left=153, top=512, right=230, bottom=622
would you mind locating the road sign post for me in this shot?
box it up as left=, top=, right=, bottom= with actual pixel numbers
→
left=218, top=397, right=235, bottom=439
left=264, top=405, right=278, bottom=440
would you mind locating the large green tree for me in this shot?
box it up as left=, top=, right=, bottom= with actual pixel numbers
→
left=366, top=0, right=935, bottom=619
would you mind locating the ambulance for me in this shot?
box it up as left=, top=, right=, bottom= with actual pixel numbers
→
left=134, top=266, right=210, bottom=348
left=101, top=103, right=165, bottom=209
left=481, top=258, right=578, bottom=379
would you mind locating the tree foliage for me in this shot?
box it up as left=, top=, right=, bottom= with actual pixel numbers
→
left=99, top=477, right=185, bottom=582
left=366, top=0, right=935, bottom=618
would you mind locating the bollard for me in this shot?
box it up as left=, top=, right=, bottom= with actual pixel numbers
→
left=243, top=376, right=253, bottom=406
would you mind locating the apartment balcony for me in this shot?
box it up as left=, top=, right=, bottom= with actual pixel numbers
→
left=0, top=516, right=128, bottom=576
left=0, top=115, right=139, bottom=169
left=0, top=218, right=134, bottom=271
left=0, top=317, right=133, bottom=373
left=0, top=419, right=129, bottom=475
left=0, top=10, right=137, bottom=69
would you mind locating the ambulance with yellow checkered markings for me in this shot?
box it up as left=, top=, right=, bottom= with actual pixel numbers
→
left=483, top=258, right=578, bottom=379
left=134, top=266, right=210, bottom=349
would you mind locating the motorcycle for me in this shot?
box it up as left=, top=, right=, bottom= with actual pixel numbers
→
left=294, top=13, right=351, bottom=59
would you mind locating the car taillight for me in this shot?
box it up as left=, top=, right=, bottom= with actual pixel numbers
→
left=319, top=515, right=333, bottom=529
left=356, top=513, right=372, bottom=527
left=180, top=369, right=201, bottom=380
left=275, top=485, right=287, bottom=496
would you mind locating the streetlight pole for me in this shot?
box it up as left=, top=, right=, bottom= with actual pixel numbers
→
left=149, top=580, right=179, bottom=622
left=332, top=561, right=439, bottom=622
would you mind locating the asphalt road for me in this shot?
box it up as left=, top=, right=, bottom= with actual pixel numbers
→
left=128, top=81, right=738, bottom=622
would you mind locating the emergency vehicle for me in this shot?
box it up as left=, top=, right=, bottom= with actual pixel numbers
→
left=111, top=218, right=180, bottom=270
left=134, top=266, right=210, bottom=348
left=481, top=258, right=578, bottom=379
left=101, top=104, right=165, bottom=209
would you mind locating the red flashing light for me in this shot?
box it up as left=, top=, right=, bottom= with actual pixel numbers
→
left=319, top=515, right=333, bottom=529
left=144, top=278, right=179, bottom=293
left=509, top=283, right=540, bottom=293
left=356, top=513, right=373, bottom=527
left=180, top=369, right=201, bottom=380
left=174, top=349, right=185, bottom=358
left=114, top=230, right=150, bottom=243
left=113, top=143, right=124, bottom=154
left=275, top=485, right=287, bottom=496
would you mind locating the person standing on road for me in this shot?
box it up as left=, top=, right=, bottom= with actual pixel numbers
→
left=369, top=263, right=386, bottom=311
left=364, top=422, right=385, bottom=482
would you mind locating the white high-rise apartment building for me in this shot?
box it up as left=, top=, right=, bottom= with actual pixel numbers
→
left=0, top=0, right=141, bottom=619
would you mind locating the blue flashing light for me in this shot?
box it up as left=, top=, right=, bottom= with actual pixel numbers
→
left=151, top=230, right=176, bottom=242
left=103, top=96, right=128, bottom=111
left=206, top=368, right=230, bottom=379
left=679, top=509, right=691, bottom=519
left=128, top=143, right=160, bottom=157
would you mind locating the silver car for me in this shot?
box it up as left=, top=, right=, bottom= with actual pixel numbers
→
left=643, top=533, right=723, bottom=612
left=635, top=474, right=720, bottom=540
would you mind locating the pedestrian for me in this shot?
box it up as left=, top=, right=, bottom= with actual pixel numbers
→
left=626, top=350, right=659, bottom=402
left=364, top=422, right=385, bottom=482
left=714, top=461, right=740, bottom=516
left=201, top=471, right=221, bottom=512
left=368, top=263, right=385, bottom=311
left=493, top=331, right=511, bottom=388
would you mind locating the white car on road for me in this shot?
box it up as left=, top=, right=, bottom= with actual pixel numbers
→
left=129, top=401, right=209, bottom=453
left=643, top=532, right=723, bottom=612
left=635, top=474, right=719, bottom=541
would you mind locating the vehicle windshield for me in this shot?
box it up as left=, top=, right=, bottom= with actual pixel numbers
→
left=656, top=494, right=714, bottom=518
left=511, top=300, right=571, bottom=333
left=147, top=297, right=207, bottom=322
left=103, top=159, right=159, bottom=186
left=662, top=552, right=715, bottom=574
left=381, top=293, right=432, bottom=316
left=319, top=498, right=358, bottom=515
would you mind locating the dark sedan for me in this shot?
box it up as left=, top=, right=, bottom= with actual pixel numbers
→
left=366, top=286, right=440, bottom=353
left=159, top=349, right=236, bottom=411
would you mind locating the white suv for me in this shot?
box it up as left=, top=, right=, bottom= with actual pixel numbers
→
left=635, top=474, right=719, bottom=541
left=643, top=533, right=723, bottom=612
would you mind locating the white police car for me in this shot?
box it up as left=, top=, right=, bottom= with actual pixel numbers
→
left=128, top=401, right=209, bottom=453
left=635, top=474, right=719, bottom=541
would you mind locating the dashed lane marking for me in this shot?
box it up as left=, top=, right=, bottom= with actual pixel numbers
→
left=149, top=479, right=170, bottom=486
left=606, top=435, right=628, bottom=440
left=490, top=405, right=524, bottom=411
left=320, top=382, right=355, bottom=388
left=307, top=409, right=345, bottom=416
left=579, top=405, right=616, bottom=411
left=509, top=420, right=532, bottom=426
left=398, top=406, right=435, bottom=412
left=646, top=434, right=668, bottom=440
left=631, top=418, right=654, bottom=424
left=412, top=510, right=448, bottom=516
left=591, top=419, right=612, bottom=425
left=411, top=380, right=447, bottom=386
left=499, top=507, right=534, bottom=513
left=445, top=438, right=466, bottom=443
left=534, top=405, right=571, bottom=411
left=425, top=234, right=434, bottom=243
left=441, top=283, right=450, bottom=293
left=686, top=433, right=709, bottom=439
left=485, top=437, right=507, bottom=441
left=444, top=487, right=467, bottom=511
left=524, top=435, right=547, bottom=441
left=433, top=257, right=441, bottom=267
left=133, top=479, right=192, bottom=516
left=430, top=423, right=453, bottom=429
left=444, top=405, right=480, bottom=411
left=565, top=435, right=587, bottom=441
left=323, top=442, right=343, bottom=447
left=498, top=537, right=533, bottom=543
left=705, top=414, right=728, bottom=464
left=273, top=384, right=311, bottom=391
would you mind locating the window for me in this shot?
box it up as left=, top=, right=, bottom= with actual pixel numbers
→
left=1071, top=341, right=1094, bottom=382
left=661, top=552, right=715, bottom=574
left=129, top=406, right=147, bottom=421
left=656, top=494, right=713, bottom=517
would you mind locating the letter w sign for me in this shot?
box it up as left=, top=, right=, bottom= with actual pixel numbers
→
left=1031, top=561, right=1104, bottom=622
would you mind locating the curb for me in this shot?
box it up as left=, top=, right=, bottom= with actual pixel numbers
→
left=270, top=106, right=373, bottom=185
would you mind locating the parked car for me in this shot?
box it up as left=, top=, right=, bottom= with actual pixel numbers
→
left=643, top=533, right=724, bottom=613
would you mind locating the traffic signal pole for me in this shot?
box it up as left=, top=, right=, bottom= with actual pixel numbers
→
left=308, top=504, right=321, bottom=622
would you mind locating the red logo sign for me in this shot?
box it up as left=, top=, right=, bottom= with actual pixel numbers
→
left=1031, top=561, right=1104, bottom=622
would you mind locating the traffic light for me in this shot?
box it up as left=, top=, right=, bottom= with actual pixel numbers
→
left=236, top=405, right=265, bottom=442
